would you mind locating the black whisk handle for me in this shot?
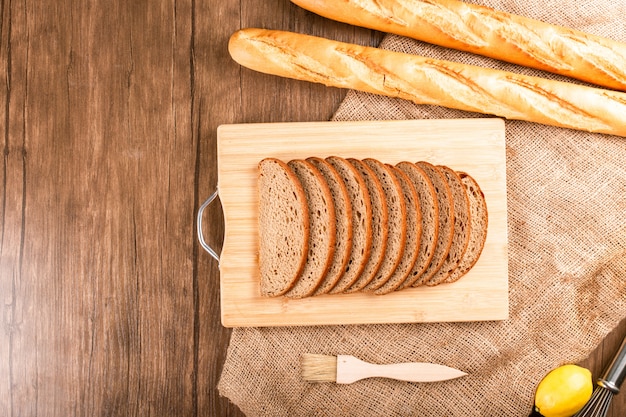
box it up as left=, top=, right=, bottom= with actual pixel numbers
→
left=598, top=334, right=626, bottom=394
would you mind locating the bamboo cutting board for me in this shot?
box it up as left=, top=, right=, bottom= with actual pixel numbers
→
left=215, top=118, right=508, bottom=327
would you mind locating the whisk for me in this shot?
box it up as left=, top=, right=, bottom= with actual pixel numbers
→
left=573, top=334, right=626, bottom=416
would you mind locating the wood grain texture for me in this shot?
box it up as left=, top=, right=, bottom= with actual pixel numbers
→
left=0, top=0, right=623, bottom=417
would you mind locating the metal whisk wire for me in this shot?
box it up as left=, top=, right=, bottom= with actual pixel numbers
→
left=574, top=387, right=613, bottom=417
left=573, top=334, right=626, bottom=417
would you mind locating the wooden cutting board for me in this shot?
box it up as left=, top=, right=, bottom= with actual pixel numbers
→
left=215, top=118, right=509, bottom=327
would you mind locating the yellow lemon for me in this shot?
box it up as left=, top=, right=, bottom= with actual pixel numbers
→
left=534, top=364, right=593, bottom=417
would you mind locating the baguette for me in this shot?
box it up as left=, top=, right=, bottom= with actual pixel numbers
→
left=228, top=28, right=626, bottom=137
left=291, top=0, right=626, bottom=92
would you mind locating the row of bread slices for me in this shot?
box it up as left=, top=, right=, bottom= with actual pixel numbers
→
left=257, top=156, right=488, bottom=298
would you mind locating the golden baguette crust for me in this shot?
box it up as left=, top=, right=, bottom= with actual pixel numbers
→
left=291, top=0, right=626, bottom=92
left=229, top=28, right=626, bottom=137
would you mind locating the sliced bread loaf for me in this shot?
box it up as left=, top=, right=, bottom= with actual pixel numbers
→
left=258, top=156, right=485, bottom=298
left=325, top=156, right=373, bottom=294
left=374, top=165, right=422, bottom=295
left=285, top=159, right=336, bottom=298
left=258, top=158, right=310, bottom=297
left=361, top=158, right=407, bottom=292
left=306, top=157, right=354, bottom=295
left=444, top=172, right=488, bottom=284
left=411, top=161, right=455, bottom=287
left=426, top=165, right=471, bottom=286
left=395, top=161, right=439, bottom=289
left=344, top=158, right=388, bottom=293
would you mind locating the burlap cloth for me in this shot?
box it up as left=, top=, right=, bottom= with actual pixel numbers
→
left=218, top=1, right=626, bottom=415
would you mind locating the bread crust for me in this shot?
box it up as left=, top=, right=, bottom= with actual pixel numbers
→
left=426, top=165, right=471, bottom=286
left=291, top=0, right=626, bottom=92
left=374, top=165, right=422, bottom=295
left=306, top=157, right=354, bottom=295
left=395, top=161, right=439, bottom=289
left=412, top=161, right=454, bottom=286
left=325, top=156, right=373, bottom=293
left=361, top=158, right=407, bottom=292
left=229, top=28, right=626, bottom=137
left=258, top=158, right=310, bottom=297
left=285, top=159, right=337, bottom=298
left=444, top=171, right=489, bottom=284
left=344, top=158, right=389, bottom=292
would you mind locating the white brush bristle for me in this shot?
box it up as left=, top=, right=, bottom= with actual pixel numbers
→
left=301, top=354, right=337, bottom=382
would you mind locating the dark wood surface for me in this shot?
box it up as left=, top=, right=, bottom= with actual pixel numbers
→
left=0, top=1, right=623, bottom=416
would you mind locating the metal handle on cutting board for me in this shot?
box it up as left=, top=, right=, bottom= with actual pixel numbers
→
left=197, top=190, right=220, bottom=263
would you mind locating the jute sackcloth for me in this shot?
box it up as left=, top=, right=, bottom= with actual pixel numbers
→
left=218, top=0, right=626, bottom=415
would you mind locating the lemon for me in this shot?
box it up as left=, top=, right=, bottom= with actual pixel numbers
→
left=534, top=364, right=593, bottom=417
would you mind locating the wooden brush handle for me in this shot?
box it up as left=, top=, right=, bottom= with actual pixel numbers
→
left=335, top=355, right=466, bottom=384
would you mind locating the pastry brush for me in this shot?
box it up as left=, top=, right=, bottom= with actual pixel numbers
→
left=301, top=353, right=467, bottom=384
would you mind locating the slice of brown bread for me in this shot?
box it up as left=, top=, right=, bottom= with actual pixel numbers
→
left=374, top=165, right=422, bottom=295
left=306, top=157, right=353, bottom=295
left=258, top=158, right=310, bottom=297
left=395, top=161, right=439, bottom=289
left=361, top=158, right=407, bottom=292
left=284, top=159, right=336, bottom=298
left=426, top=165, right=471, bottom=286
left=444, top=171, right=488, bottom=284
left=411, top=161, right=455, bottom=287
left=325, top=156, right=373, bottom=294
left=344, top=158, right=388, bottom=293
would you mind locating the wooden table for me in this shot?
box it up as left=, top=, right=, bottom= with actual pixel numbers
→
left=1, top=1, right=623, bottom=416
